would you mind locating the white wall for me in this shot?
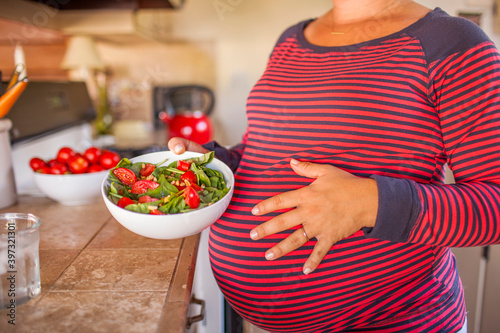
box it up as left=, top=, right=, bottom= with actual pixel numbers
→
left=150, top=0, right=332, bottom=145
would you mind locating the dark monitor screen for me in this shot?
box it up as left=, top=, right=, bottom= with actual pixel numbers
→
left=2, top=81, right=95, bottom=143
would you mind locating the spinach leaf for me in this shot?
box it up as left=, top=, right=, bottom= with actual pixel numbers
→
left=114, top=158, right=133, bottom=169
left=189, top=151, right=214, bottom=166
left=106, top=151, right=231, bottom=215
left=199, top=191, right=213, bottom=204
left=159, top=194, right=185, bottom=214
left=203, top=167, right=225, bottom=189
left=143, top=174, right=178, bottom=199
left=190, top=163, right=211, bottom=187
left=128, top=162, right=145, bottom=175
left=108, top=181, right=136, bottom=201
left=167, top=151, right=214, bottom=168
left=125, top=201, right=161, bottom=214
left=107, top=183, right=121, bottom=205
left=155, top=166, right=183, bottom=177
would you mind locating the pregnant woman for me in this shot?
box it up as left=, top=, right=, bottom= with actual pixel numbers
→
left=169, top=0, right=500, bottom=331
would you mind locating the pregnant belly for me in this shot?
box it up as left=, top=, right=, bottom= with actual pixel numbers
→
left=208, top=208, right=437, bottom=332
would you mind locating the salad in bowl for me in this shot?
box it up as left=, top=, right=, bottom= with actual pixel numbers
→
left=102, top=151, right=234, bottom=239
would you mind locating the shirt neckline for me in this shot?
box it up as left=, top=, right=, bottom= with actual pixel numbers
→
left=296, top=7, right=442, bottom=53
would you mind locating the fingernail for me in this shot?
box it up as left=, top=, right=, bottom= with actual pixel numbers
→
left=250, top=230, right=258, bottom=240
left=303, top=267, right=311, bottom=275
left=251, top=206, right=259, bottom=215
left=290, top=158, right=299, bottom=165
left=265, top=252, right=275, bottom=260
left=174, top=144, right=183, bottom=154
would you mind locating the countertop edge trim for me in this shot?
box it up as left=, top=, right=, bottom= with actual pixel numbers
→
left=157, top=233, right=201, bottom=333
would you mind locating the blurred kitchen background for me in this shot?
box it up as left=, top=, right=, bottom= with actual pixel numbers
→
left=1, top=0, right=500, bottom=332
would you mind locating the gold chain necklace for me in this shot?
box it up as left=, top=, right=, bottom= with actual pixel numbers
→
left=330, top=1, right=395, bottom=35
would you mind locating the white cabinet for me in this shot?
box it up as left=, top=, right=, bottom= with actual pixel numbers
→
left=186, top=229, right=225, bottom=333
left=452, top=245, right=500, bottom=333
left=480, top=245, right=500, bottom=333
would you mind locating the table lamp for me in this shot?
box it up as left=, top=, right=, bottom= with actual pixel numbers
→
left=61, top=35, right=112, bottom=136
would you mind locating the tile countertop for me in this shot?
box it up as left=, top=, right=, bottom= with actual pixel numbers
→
left=0, top=195, right=200, bottom=333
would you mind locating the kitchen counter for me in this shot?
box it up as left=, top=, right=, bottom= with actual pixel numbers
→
left=0, top=195, right=200, bottom=333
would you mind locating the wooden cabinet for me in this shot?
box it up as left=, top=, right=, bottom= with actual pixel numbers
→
left=0, top=17, right=67, bottom=81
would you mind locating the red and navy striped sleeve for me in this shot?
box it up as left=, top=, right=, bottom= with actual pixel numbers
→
left=364, top=15, right=500, bottom=248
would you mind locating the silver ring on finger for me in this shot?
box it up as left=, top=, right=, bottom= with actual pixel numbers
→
left=301, top=226, right=309, bottom=242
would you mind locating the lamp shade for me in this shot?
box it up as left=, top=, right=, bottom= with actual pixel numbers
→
left=61, top=35, right=105, bottom=70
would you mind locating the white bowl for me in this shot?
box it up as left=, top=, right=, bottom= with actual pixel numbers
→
left=33, top=171, right=108, bottom=206
left=101, top=151, right=234, bottom=240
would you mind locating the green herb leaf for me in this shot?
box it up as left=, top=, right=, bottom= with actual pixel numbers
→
left=189, top=151, right=214, bottom=166
left=167, top=151, right=214, bottom=168
left=190, top=163, right=211, bottom=188
left=106, top=151, right=231, bottom=215
left=143, top=174, right=178, bottom=199
left=125, top=202, right=161, bottom=214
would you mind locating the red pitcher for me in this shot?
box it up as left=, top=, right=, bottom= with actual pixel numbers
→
left=158, top=85, right=214, bottom=145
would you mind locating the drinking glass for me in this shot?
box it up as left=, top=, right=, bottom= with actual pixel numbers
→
left=0, top=213, right=41, bottom=309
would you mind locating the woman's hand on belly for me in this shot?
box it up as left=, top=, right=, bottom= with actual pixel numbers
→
left=250, top=159, right=378, bottom=275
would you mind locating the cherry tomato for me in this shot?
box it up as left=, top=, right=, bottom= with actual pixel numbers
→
left=140, top=163, right=155, bottom=177
left=83, top=147, right=102, bottom=165
left=47, top=159, right=59, bottom=167
left=113, top=167, right=137, bottom=186
left=87, top=164, right=104, bottom=173
left=67, top=155, right=89, bottom=174
left=190, top=183, right=202, bottom=192
left=180, top=170, right=197, bottom=185
left=138, top=195, right=157, bottom=203
left=117, top=197, right=136, bottom=208
left=49, top=161, right=68, bottom=175
left=56, top=147, right=76, bottom=165
left=29, top=157, right=47, bottom=172
left=37, top=166, right=51, bottom=174
left=99, top=150, right=120, bottom=169
left=131, top=180, right=160, bottom=194
left=175, top=183, right=202, bottom=192
left=177, top=160, right=192, bottom=171
left=149, top=209, right=165, bottom=215
left=184, top=186, right=200, bottom=208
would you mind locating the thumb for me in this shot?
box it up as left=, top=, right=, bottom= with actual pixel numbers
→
left=167, top=137, right=209, bottom=155
left=290, top=159, right=327, bottom=179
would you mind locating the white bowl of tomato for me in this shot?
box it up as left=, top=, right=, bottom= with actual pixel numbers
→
left=30, top=146, right=121, bottom=206
left=101, top=151, right=234, bottom=240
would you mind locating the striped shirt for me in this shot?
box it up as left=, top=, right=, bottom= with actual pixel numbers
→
left=205, top=8, right=500, bottom=332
